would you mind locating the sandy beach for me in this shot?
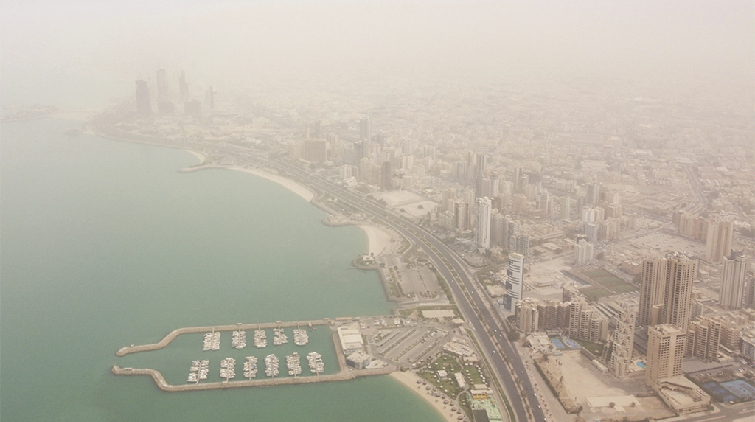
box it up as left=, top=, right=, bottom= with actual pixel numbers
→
left=358, top=224, right=393, bottom=256
left=184, top=149, right=206, bottom=164
left=391, top=372, right=459, bottom=422
left=228, top=166, right=314, bottom=202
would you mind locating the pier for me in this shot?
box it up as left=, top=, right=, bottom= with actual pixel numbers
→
left=116, top=319, right=329, bottom=357
left=112, top=330, right=394, bottom=392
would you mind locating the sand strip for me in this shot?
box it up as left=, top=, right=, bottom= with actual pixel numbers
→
left=390, top=372, right=458, bottom=422
left=184, top=149, right=206, bottom=164
left=358, top=224, right=393, bottom=256
left=228, top=166, right=314, bottom=202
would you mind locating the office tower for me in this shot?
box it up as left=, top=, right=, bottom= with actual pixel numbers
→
left=611, top=303, right=636, bottom=378
left=205, top=86, right=215, bottom=109
left=720, top=251, right=749, bottom=310
left=156, top=68, right=169, bottom=101
left=705, top=220, right=733, bottom=262
left=574, top=239, right=594, bottom=265
left=512, top=194, right=527, bottom=214
left=453, top=201, right=469, bottom=231
left=135, top=79, right=151, bottom=114
left=560, top=196, right=571, bottom=220
left=179, top=70, right=189, bottom=101
left=587, top=182, right=601, bottom=205
left=515, top=234, right=529, bottom=257
left=505, top=253, right=524, bottom=311
left=646, top=324, right=686, bottom=388
left=380, top=160, right=393, bottom=191
left=638, top=253, right=697, bottom=331
left=475, top=176, right=492, bottom=199
left=492, top=213, right=506, bottom=247
left=475, top=154, right=487, bottom=177
left=360, top=117, right=371, bottom=141
left=477, top=197, right=492, bottom=249
left=689, top=316, right=721, bottom=362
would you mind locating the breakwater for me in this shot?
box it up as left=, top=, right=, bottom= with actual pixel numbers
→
left=116, top=320, right=328, bottom=357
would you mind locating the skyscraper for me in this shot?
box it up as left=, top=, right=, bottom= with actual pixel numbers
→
left=689, top=316, right=721, bottom=362
left=135, top=79, right=151, bottom=114
left=360, top=117, right=371, bottom=141
left=179, top=70, right=189, bottom=101
left=505, top=253, right=524, bottom=311
left=705, top=220, right=733, bottom=262
left=720, top=251, right=748, bottom=310
left=646, top=324, right=686, bottom=388
left=476, top=197, right=492, bottom=249
left=205, top=86, right=215, bottom=110
left=156, top=68, right=169, bottom=101
left=638, top=253, right=697, bottom=331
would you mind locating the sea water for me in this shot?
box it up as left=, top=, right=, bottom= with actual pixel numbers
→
left=0, top=118, right=443, bottom=422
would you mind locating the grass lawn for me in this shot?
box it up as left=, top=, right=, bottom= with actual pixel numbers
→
left=582, top=286, right=612, bottom=301
left=583, top=269, right=637, bottom=294
left=575, top=339, right=605, bottom=356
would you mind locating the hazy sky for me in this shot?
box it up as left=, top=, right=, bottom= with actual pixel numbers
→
left=1, top=0, right=753, bottom=107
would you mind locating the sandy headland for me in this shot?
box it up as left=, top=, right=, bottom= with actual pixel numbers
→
left=391, top=371, right=459, bottom=422
left=358, top=224, right=394, bottom=256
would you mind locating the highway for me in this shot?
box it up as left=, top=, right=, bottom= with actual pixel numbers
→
left=270, top=158, right=546, bottom=422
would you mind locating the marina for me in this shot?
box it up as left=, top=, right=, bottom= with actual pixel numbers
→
left=112, top=319, right=395, bottom=392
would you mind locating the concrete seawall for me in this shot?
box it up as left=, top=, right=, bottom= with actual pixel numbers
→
left=116, top=320, right=329, bottom=357
left=112, top=331, right=395, bottom=391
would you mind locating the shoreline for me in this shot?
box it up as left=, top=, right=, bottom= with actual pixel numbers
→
left=184, top=149, right=206, bottom=164
left=358, top=224, right=393, bottom=256
left=390, top=371, right=459, bottom=422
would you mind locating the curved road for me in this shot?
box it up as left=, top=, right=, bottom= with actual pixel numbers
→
left=271, top=159, right=546, bottom=422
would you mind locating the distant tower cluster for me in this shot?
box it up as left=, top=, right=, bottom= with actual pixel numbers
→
left=133, top=69, right=211, bottom=116
left=638, top=252, right=697, bottom=331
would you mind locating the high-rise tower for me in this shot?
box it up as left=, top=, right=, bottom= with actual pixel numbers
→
left=638, top=253, right=696, bottom=331
left=720, top=251, right=749, bottom=310
left=611, top=303, right=636, bottom=378
left=646, top=324, right=686, bottom=388
left=156, top=68, right=169, bottom=101
left=705, top=220, right=733, bottom=262
left=505, top=253, right=524, bottom=311
left=360, top=117, right=371, bottom=141
left=135, top=79, right=151, bottom=114
left=476, top=197, right=492, bottom=249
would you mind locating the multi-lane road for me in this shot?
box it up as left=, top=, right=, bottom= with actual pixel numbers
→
left=270, top=158, right=546, bottom=422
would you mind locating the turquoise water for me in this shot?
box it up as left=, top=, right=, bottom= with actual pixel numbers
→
left=0, top=118, right=443, bottom=421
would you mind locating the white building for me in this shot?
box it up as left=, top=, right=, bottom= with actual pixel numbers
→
left=720, top=251, right=749, bottom=310
left=574, top=239, right=595, bottom=265
left=476, top=197, right=492, bottom=249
